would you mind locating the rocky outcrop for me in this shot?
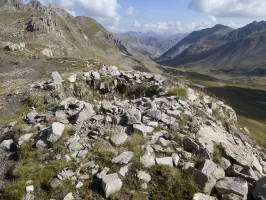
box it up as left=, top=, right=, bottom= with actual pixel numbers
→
left=1, top=66, right=266, bottom=199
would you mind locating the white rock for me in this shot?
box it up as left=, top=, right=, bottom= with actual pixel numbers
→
left=137, top=171, right=151, bottom=182
left=112, top=151, right=133, bottom=164
left=97, top=167, right=110, bottom=179
left=36, top=139, right=47, bottom=148
left=75, top=104, right=95, bottom=123
left=19, top=133, right=34, bottom=146
left=156, top=157, right=173, bottom=167
left=63, top=192, right=74, bottom=200
left=52, top=71, right=63, bottom=84
left=102, top=173, right=123, bottom=197
left=172, top=153, right=180, bottom=167
left=159, top=137, right=171, bottom=147
left=110, top=133, right=128, bottom=146
left=193, top=193, right=217, bottom=200
left=76, top=181, right=83, bottom=189
left=47, top=122, right=65, bottom=142
left=0, top=139, right=14, bottom=151
left=133, top=124, right=154, bottom=134
left=140, top=153, right=156, bottom=168
left=68, top=74, right=77, bottom=83
left=119, top=164, right=131, bottom=177
left=26, top=185, right=34, bottom=193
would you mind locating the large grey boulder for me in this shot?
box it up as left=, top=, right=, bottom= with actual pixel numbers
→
left=125, top=107, right=141, bottom=125
left=75, top=104, right=95, bottom=123
left=46, top=122, right=65, bottom=142
left=215, top=177, right=248, bottom=199
left=112, top=151, right=133, bottom=164
left=193, top=193, right=217, bottom=200
left=102, top=173, right=123, bottom=197
left=252, top=176, right=266, bottom=200
left=198, top=159, right=225, bottom=180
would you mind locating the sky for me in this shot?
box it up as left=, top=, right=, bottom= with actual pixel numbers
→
left=23, top=0, right=266, bottom=34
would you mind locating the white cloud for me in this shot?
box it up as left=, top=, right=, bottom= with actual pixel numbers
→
left=189, top=0, right=266, bottom=18
left=39, top=0, right=121, bottom=29
left=126, top=7, right=135, bottom=17
left=126, top=15, right=218, bottom=34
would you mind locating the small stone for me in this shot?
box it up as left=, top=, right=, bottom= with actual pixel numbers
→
left=159, top=137, right=171, bottom=146
left=36, top=139, right=47, bottom=148
left=97, top=167, right=110, bottom=179
left=156, top=157, right=173, bottom=167
left=52, top=71, right=63, bottom=84
left=119, top=164, right=131, bottom=177
left=0, top=139, right=14, bottom=151
left=137, top=171, right=151, bottom=182
left=112, top=151, right=133, bottom=164
left=193, top=193, right=217, bottom=200
left=133, top=124, right=154, bottom=135
left=76, top=181, right=83, bottom=189
left=140, top=153, right=156, bottom=168
left=50, top=178, right=61, bottom=188
left=125, top=107, right=141, bottom=125
left=18, top=133, right=34, bottom=146
left=172, top=153, right=180, bottom=167
left=26, top=185, right=34, bottom=193
left=63, top=192, right=74, bottom=200
left=110, top=133, right=128, bottom=146
left=68, top=74, right=77, bottom=83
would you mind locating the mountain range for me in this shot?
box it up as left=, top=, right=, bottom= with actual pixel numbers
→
left=0, top=0, right=161, bottom=73
left=115, top=31, right=186, bottom=59
left=156, top=21, right=266, bottom=77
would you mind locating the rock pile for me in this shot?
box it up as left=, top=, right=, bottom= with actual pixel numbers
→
left=1, top=66, right=266, bottom=199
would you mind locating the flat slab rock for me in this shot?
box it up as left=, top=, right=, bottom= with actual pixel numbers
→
left=193, top=193, right=217, bottom=200
left=112, top=151, right=133, bottom=164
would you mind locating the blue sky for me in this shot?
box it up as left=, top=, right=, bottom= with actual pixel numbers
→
left=24, top=0, right=266, bottom=34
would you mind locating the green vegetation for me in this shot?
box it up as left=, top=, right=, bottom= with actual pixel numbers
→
left=169, top=129, right=183, bottom=144
left=132, top=83, right=163, bottom=98
left=148, top=165, right=200, bottom=200
left=213, top=144, right=223, bottom=164
left=179, top=114, right=190, bottom=129
left=3, top=141, right=72, bottom=200
left=167, top=87, right=188, bottom=100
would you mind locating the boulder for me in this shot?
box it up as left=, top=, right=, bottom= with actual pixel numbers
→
left=145, top=109, right=162, bottom=121
left=220, top=157, right=231, bottom=170
left=215, top=177, right=248, bottom=199
left=184, top=137, right=200, bottom=152
left=252, top=176, right=266, bottom=200
left=102, top=173, right=123, bottom=197
left=193, top=193, right=217, bottom=200
left=155, top=157, right=173, bottom=167
left=125, top=107, right=141, bottom=125
left=112, top=151, right=133, bottom=164
left=46, top=122, right=65, bottom=142
left=198, top=159, right=225, bottom=180
left=172, top=153, right=180, bottom=166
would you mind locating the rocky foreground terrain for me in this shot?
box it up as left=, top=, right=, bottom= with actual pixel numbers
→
left=0, top=64, right=265, bottom=200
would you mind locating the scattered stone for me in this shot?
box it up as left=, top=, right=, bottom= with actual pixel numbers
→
left=193, top=193, right=217, bottom=200
left=18, top=133, right=34, bottom=146
left=47, top=122, right=65, bottom=142
left=172, top=153, right=180, bottom=167
left=68, top=74, right=77, bottom=83
left=119, top=164, right=131, bottom=177
left=112, top=151, right=133, bottom=164
left=110, top=133, right=128, bottom=146
left=125, top=107, right=141, bottom=125
left=215, top=177, right=248, bottom=199
left=75, top=104, right=95, bottom=123
left=52, top=71, right=63, bottom=84
left=50, top=178, right=62, bottom=188
left=140, top=153, right=156, bottom=168
left=197, top=159, right=225, bottom=180
left=0, top=139, right=14, bottom=151
left=156, top=157, right=173, bottom=167
left=26, top=185, right=34, bottom=193
left=137, top=171, right=151, bottom=182
left=133, top=124, right=154, bottom=134
left=102, top=173, right=123, bottom=197
left=63, top=192, right=74, bottom=200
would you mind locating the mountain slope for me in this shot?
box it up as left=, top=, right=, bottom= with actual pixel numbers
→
left=157, top=24, right=234, bottom=62
left=0, top=0, right=160, bottom=72
left=115, top=31, right=186, bottom=59
left=158, top=21, right=266, bottom=77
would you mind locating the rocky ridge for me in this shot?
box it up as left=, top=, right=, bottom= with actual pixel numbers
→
left=0, top=65, right=266, bottom=199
